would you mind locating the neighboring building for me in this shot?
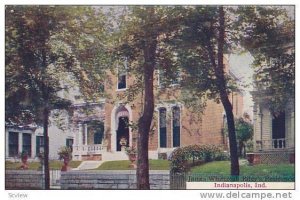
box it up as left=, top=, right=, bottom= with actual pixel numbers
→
left=250, top=91, right=295, bottom=164
left=5, top=57, right=244, bottom=161
left=5, top=111, right=74, bottom=160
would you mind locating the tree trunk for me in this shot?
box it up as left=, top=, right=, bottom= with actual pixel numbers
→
left=136, top=36, right=157, bottom=189
left=43, top=107, right=50, bottom=189
left=216, top=6, right=240, bottom=176
left=238, top=141, right=244, bottom=157
left=41, top=48, right=50, bottom=189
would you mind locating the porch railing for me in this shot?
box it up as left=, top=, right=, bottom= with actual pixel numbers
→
left=73, top=144, right=107, bottom=155
left=257, top=138, right=288, bottom=150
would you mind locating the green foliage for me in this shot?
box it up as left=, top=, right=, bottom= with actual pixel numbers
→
left=5, top=5, right=111, bottom=125
left=169, top=144, right=224, bottom=173
left=57, top=146, right=72, bottom=160
left=236, top=6, right=295, bottom=113
left=224, top=116, right=253, bottom=157
left=20, top=151, right=28, bottom=159
left=125, top=146, right=137, bottom=155
left=191, top=161, right=295, bottom=177
left=235, top=118, right=253, bottom=143
left=5, top=161, right=82, bottom=170
left=95, top=160, right=170, bottom=170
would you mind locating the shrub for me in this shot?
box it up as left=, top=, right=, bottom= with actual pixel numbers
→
left=125, top=146, right=137, bottom=155
left=215, top=151, right=230, bottom=161
left=58, top=146, right=72, bottom=160
left=169, top=144, right=223, bottom=173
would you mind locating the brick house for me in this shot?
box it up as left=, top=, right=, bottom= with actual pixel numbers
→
left=71, top=57, right=244, bottom=161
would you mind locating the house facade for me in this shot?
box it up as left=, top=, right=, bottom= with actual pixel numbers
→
left=5, top=58, right=244, bottom=161
left=250, top=91, right=295, bottom=164
left=71, top=58, right=244, bottom=161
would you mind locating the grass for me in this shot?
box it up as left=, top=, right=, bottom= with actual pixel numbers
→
left=95, top=159, right=170, bottom=170
left=191, top=161, right=295, bottom=177
left=5, top=160, right=82, bottom=170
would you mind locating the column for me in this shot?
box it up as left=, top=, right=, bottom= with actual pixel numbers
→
left=78, top=123, right=83, bottom=146
left=18, top=132, right=23, bottom=154
left=5, top=130, right=9, bottom=158
left=84, top=124, right=88, bottom=145
left=73, top=127, right=78, bottom=146
left=290, top=110, right=295, bottom=148
left=31, top=133, right=36, bottom=158
left=253, top=103, right=258, bottom=151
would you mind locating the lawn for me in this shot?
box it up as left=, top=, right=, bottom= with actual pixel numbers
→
left=5, top=160, right=82, bottom=170
left=95, top=159, right=170, bottom=170
left=191, top=161, right=295, bottom=177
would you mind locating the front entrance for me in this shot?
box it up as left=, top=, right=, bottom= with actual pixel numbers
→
left=111, top=105, right=132, bottom=152
left=272, top=112, right=286, bottom=148
left=117, top=117, right=129, bottom=151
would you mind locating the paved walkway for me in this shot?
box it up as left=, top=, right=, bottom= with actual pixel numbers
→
left=73, top=152, right=128, bottom=170
left=73, top=161, right=104, bottom=170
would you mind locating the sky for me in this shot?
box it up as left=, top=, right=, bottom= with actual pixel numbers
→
left=229, top=53, right=254, bottom=119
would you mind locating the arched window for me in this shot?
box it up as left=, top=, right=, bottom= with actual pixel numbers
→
left=172, top=106, right=181, bottom=147
left=159, top=108, right=167, bottom=148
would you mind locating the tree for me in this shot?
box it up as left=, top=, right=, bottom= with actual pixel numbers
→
left=117, top=6, right=182, bottom=189
left=5, top=6, right=110, bottom=189
left=234, top=117, right=253, bottom=157
left=6, top=6, right=72, bottom=189
left=169, top=5, right=294, bottom=176
left=236, top=6, right=294, bottom=113
left=171, top=6, right=240, bottom=176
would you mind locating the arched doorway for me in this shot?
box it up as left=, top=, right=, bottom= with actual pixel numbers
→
left=116, top=117, right=129, bottom=151
left=113, top=105, right=131, bottom=152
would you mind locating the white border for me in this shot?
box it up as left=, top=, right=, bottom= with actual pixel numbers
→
left=1, top=1, right=298, bottom=200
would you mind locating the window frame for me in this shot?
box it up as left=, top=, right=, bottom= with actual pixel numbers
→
left=172, top=106, right=181, bottom=148
left=22, top=133, right=32, bottom=157
left=9, top=132, right=19, bottom=157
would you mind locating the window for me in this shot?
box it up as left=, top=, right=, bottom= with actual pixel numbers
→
left=36, top=136, right=44, bottom=155
left=66, top=138, right=74, bottom=152
left=118, top=74, right=126, bottom=89
left=9, top=132, right=18, bottom=157
left=159, top=108, right=167, bottom=148
left=117, top=59, right=127, bottom=90
left=22, top=133, right=32, bottom=157
left=172, top=106, right=181, bottom=147
left=87, top=121, right=104, bottom=145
